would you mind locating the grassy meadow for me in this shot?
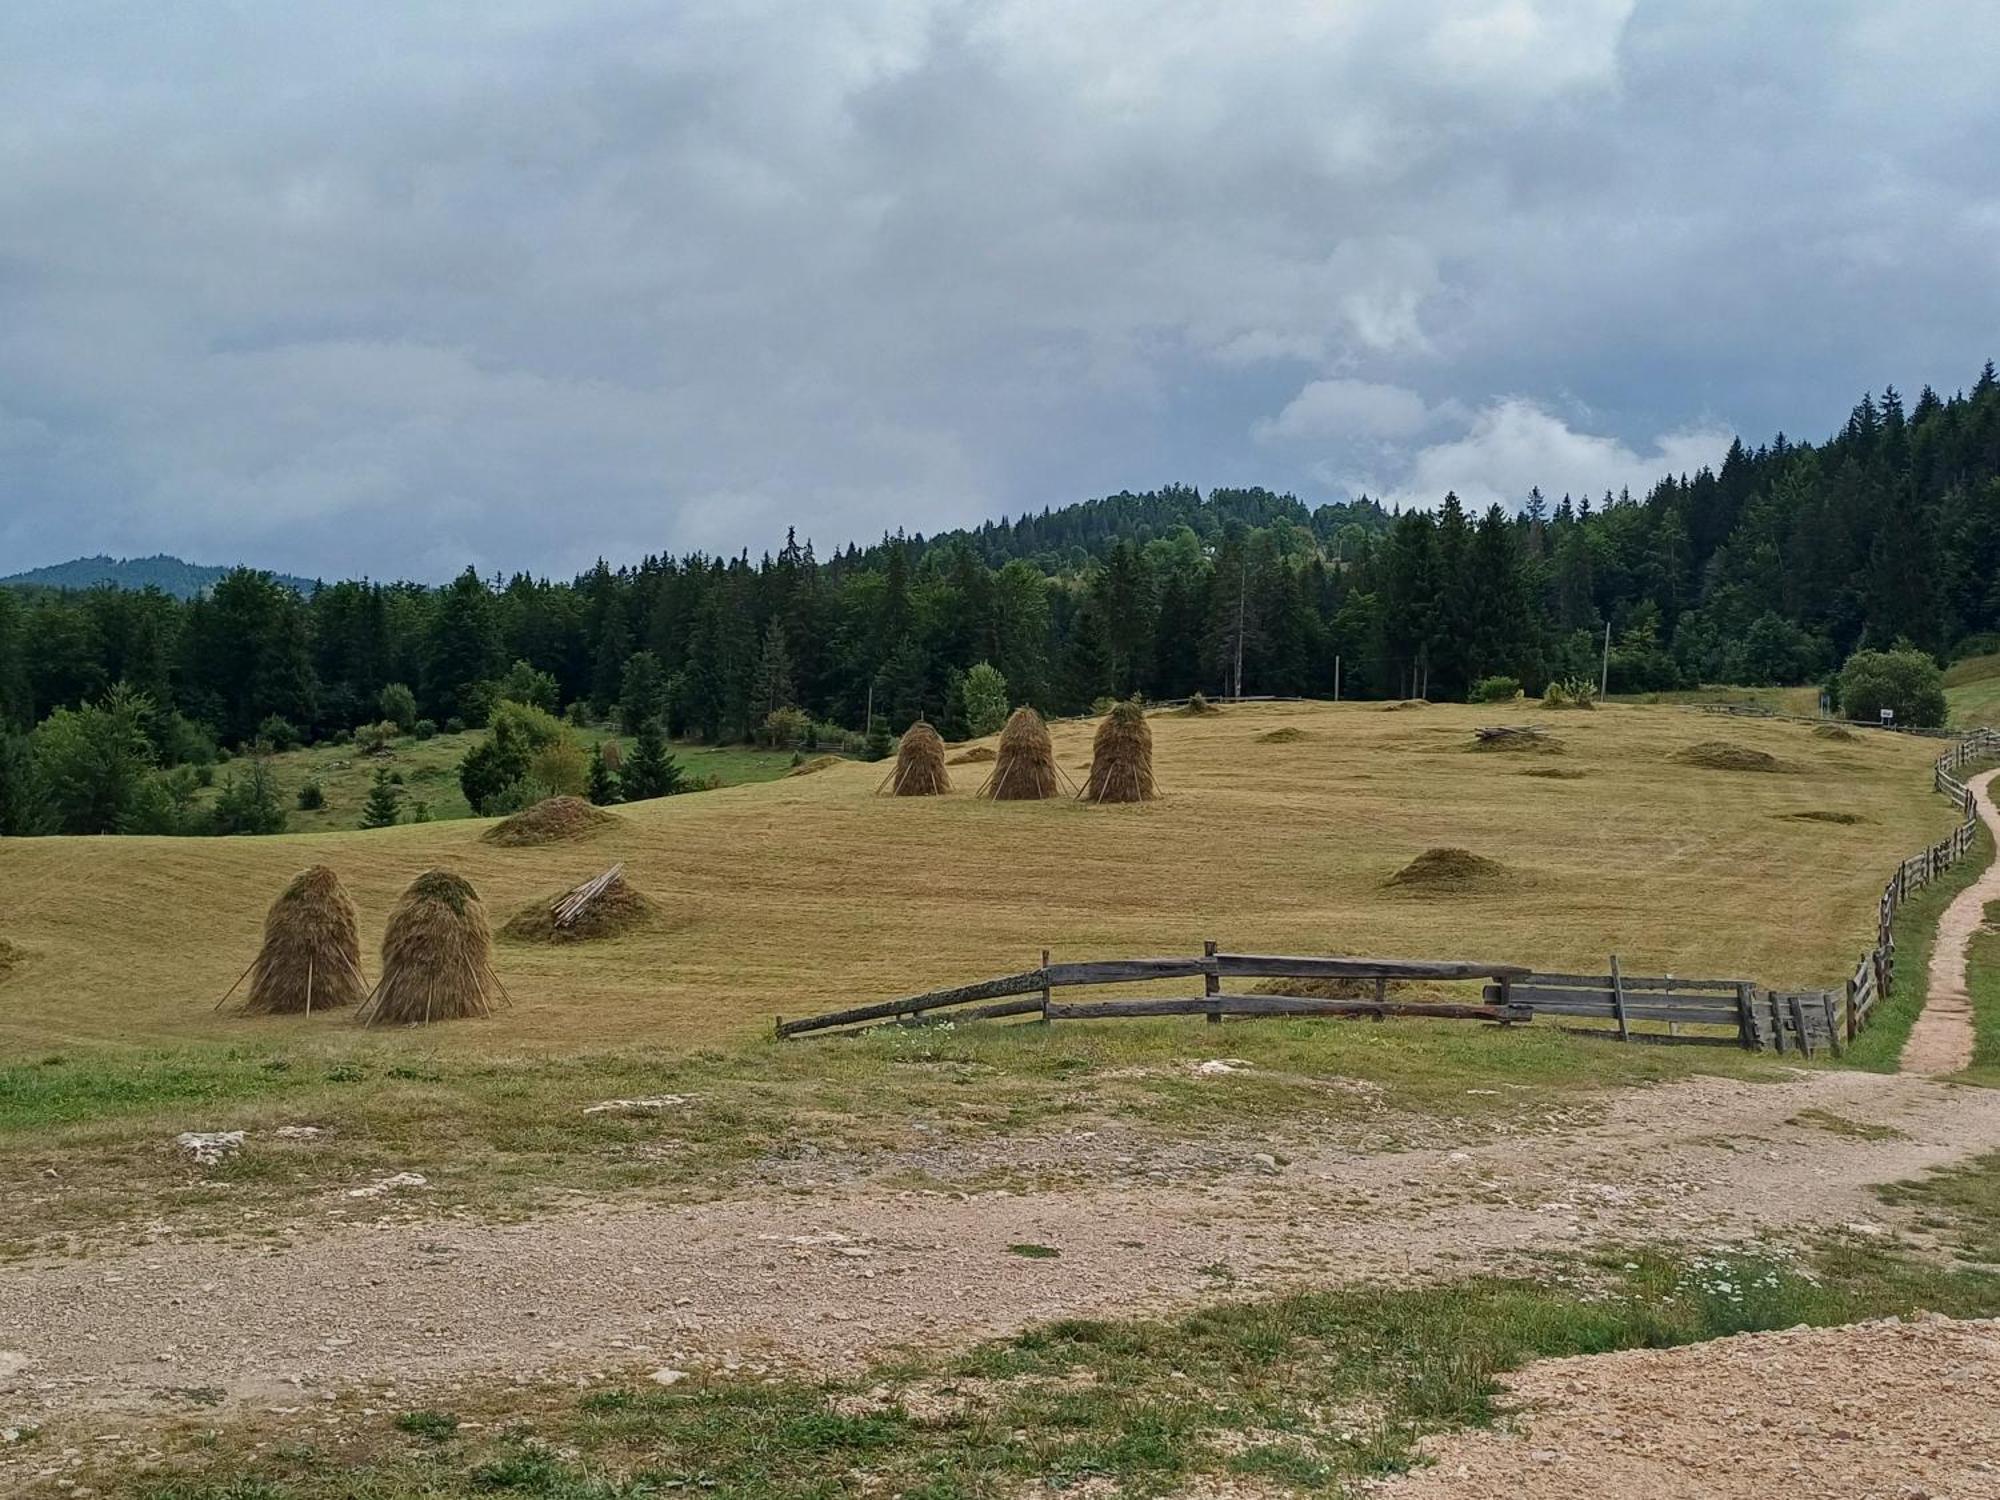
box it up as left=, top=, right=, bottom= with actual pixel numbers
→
left=1947, top=651, right=2000, bottom=728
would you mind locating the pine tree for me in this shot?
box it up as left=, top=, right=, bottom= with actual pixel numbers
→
left=751, top=619, right=795, bottom=719
left=360, top=766, right=402, bottom=828
left=620, top=718, right=684, bottom=801
left=587, top=741, right=621, bottom=805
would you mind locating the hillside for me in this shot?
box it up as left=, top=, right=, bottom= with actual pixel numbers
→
left=0, top=552, right=317, bottom=599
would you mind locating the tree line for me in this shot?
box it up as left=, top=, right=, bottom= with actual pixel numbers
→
left=1, top=363, right=1996, bottom=835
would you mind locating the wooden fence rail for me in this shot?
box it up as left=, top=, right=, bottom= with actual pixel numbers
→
left=778, top=728, right=2000, bottom=1052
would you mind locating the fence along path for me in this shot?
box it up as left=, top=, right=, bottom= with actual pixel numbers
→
left=778, top=727, right=2000, bottom=1052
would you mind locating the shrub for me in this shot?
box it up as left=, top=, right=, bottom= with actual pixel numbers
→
left=296, top=779, right=326, bottom=811
left=494, top=660, right=559, bottom=714
left=863, top=719, right=894, bottom=762
left=353, top=720, right=399, bottom=755
left=458, top=699, right=571, bottom=813
left=209, top=758, right=288, bottom=835
left=159, top=712, right=218, bottom=768
left=1542, top=677, right=1597, bottom=710
left=1471, top=675, right=1523, bottom=704
left=1835, top=648, right=1946, bottom=727
left=760, top=706, right=811, bottom=749
left=962, top=662, right=1010, bottom=737
left=529, top=738, right=589, bottom=799
left=444, top=717, right=465, bottom=735
left=255, top=714, right=302, bottom=751
left=378, top=682, right=419, bottom=733
left=412, top=718, right=438, bottom=741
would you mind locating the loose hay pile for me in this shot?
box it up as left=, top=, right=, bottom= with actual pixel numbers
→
left=239, top=865, right=367, bottom=1015
left=503, top=865, right=664, bottom=944
left=1675, top=740, right=1795, bottom=774
left=1379, top=699, right=1429, bottom=712
left=948, top=746, right=997, bottom=765
left=1522, top=766, right=1587, bottom=780
left=359, top=869, right=504, bottom=1025
left=1080, top=701, right=1158, bottom=804
left=881, top=721, right=950, bottom=796
left=1471, top=725, right=1562, bottom=754
left=1387, top=847, right=1512, bottom=893
left=787, top=755, right=844, bottom=777
left=1812, top=724, right=1859, bottom=742
left=1176, top=692, right=1221, bottom=716
left=980, top=707, right=1065, bottom=801
left=484, top=796, right=620, bottom=847
left=1779, top=809, right=1867, bottom=825
left=1257, top=727, right=1309, bottom=744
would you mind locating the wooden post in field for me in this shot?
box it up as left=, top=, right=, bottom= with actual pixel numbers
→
left=1204, top=939, right=1220, bottom=1025
left=1609, top=954, right=1630, bottom=1043
left=1844, top=974, right=1858, bottom=1045
left=1734, top=981, right=1755, bottom=1050
left=1040, top=949, right=1052, bottom=1024
left=1334, top=655, right=1341, bottom=703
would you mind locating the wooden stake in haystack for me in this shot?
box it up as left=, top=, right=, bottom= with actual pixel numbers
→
left=358, top=868, right=507, bottom=1026
left=978, top=706, right=1069, bottom=801
left=552, top=863, right=626, bottom=928
left=879, top=720, right=950, bottom=796
left=1080, top=700, right=1158, bottom=803
left=226, top=865, right=368, bottom=1015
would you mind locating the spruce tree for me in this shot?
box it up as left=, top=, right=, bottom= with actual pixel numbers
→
left=360, top=766, right=402, bottom=828
left=620, top=718, right=684, bottom=800
left=587, top=741, right=621, bottom=805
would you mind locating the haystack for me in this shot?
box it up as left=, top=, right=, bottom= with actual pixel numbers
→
left=1080, top=701, right=1158, bottom=804
left=949, top=745, right=997, bottom=765
left=1812, top=724, right=1858, bottom=742
left=484, top=796, right=620, bottom=847
left=1470, top=725, right=1563, bottom=754
left=1177, top=692, right=1221, bottom=716
left=787, top=754, right=844, bottom=777
left=502, top=864, right=664, bottom=944
left=1674, top=740, right=1794, bottom=773
left=1257, top=727, right=1309, bottom=744
left=1387, top=847, right=1511, bottom=893
left=359, top=869, right=504, bottom=1026
left=979, top=707, right=1065, bottom=801
left=881, top=721, right=950, bottom=796
left=238, top=865, right=367, bottom=1016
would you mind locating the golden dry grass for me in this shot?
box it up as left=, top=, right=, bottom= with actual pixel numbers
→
left=0, top=701, right=1960, bottom=1059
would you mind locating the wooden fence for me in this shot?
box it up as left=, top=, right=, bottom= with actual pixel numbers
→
left=779, top=728, right=2000, bottom=1052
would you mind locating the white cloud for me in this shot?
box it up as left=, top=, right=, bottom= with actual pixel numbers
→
left=1384, top=398, right=1731, bottom=511
left=1254, top=379, right=1432, bottom=443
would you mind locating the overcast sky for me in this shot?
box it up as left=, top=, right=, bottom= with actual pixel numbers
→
left=2, top=2, right=1996, bottom=582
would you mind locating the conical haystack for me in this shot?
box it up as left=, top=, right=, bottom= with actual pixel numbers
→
left=1080, top=701, right=1158, bottom=804
left=359, top=869, right=504, bottom=1026
left=979, top=707, right=1062, bottom=801
left=880, top=720, right=951, bottom=796
left=239, top=866, right=367, bottom=1015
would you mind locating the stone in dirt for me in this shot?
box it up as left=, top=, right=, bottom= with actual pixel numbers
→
left=345, top=1173, right=428, bottom=1199
left=649, top=1367, right=688, bottom=1386
left=175, top=1132, right=245, bottom=1167
left=273, top=1126, right=324, bottom=1141
left=1192, top=1059, right=1253, bottom=1076
left=582, top=1095, right=690, bottom=1116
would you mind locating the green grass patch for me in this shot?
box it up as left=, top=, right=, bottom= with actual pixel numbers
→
left=392, top=1409, right=460, bottom=1441
left=1844, top=815, right=1994, bottom=1071
left=1007, top=1243, right=1061, bottom=1259
left=1788, top=1107, right=1908, bottom=1142
left=1966, top=901, right=2000, bottom=1085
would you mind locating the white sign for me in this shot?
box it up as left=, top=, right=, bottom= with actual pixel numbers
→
left=1880, top=708, right=1895, bottom=725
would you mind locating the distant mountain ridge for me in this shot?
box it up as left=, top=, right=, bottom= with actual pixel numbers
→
left=0, top=554, right=317, bottom=600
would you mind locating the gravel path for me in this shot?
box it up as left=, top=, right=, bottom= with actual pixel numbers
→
left=1, top=1067, right=1995, bottom=1449
left=1372, top=1314, right=2000, bottom=1499
left=1903, top=767, right=2000, bottom=1075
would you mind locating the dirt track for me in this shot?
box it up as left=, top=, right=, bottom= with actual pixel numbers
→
left=1903, top=766, right=2000, bottom=1074
left=1, top=1066, right=1995, bottom=1448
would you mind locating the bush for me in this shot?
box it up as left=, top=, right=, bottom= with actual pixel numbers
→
left=255, top=714, right=302, bottom=752
left=444, top=717, right=465, bottom=735
left=495, top=660, right=560, bottom=715
left=458, top=699, right=570, bottom=814
left=209, top=758, right=288, bottom=835
left=1835, top=648, right=1946, bottom=727
left=378, top=682, right=419, bottom=733
left=412, top=718, right=438, bottom=741
left=353, top=720, right=398, bottom=755
left=296, top=779, right=326, bottom=811
left=961, top=662, right=1010, bottom=737
left=1471, top=675, right=1522, bottom=704
left=863, top=719, right=894, bottom=762
left=1542, top=677, right=1597, bottom=710
left=528, top=738, right=589, bottom=798
left=760, top=706, right=811, bottom=749
left=159, top=712, right=218, bottom=768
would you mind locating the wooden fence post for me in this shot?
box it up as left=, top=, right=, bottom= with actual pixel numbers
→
left=1767, top=989, right=1786, bottom=1055
left=1845, top=974, right=1858, bottom=1045
left=1610, top=953, right=1630, bottom=1043
left=1822, top=992, right=1842, bottom=1056
left=1204, top=939, right=1220, bottom=1025
left=1040, top=949, right=1052, bottom=1024
left=1734, top=981, right=1756, bottom=1050
left=1789, top=994, right=1812, bottom=1058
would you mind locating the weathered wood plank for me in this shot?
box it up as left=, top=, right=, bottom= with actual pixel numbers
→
left=1519, top=972, right=1746, bottom=993
left=776, top=968, right=1047, bottom=1036
left=1044, top=995, right=1525, bottom=1022
left=1213, top=954, right=1531, bottom=981
left=1041, top=957, right=1212, bottom=986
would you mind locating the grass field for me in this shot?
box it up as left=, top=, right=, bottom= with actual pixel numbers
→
left=202, top=727, right=805, bottom=833
left=1946, top=652, right=2000, bottom=728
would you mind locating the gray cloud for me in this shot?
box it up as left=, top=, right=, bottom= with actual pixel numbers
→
left=1, top=1, right=1996, bottom=580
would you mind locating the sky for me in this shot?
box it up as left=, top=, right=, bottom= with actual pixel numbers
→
left=1, top=2, right=1996, bottom=583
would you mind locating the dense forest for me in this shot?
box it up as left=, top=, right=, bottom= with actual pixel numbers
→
left=2, top=364, right=1997, bottom=834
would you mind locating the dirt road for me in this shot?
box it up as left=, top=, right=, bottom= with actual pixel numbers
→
left=1, top=1066, right=1994, bottom=1437
left=1903, top=766, right=2000, bottom=1074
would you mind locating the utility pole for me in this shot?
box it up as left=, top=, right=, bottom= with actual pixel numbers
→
left=1598, top=619, right=1612, bottom=701
left=1231, top=560, right=1246, bottom=700
left=1333, top=655, right=1341, bottom=703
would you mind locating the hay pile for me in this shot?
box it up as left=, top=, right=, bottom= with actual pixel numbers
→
left=1471, top=726, right=1563, bottom=754
left=1812, top=724, right=1858, bottom=742
left=1379, top=699, right=1429, bottom=712
left=1080, top=701, right=1158, bottom=804
left=980, top=707, right=1064, bottom=801
left=948, top=745, right=997, bottom=765
left=881, top=721, right=950, bottom=796
left=1177, top=693, right=1221, bottom=716
left=1387, top=847, right=1512, bottom=893
left=359, top=869, right=504, bottom=1026
left=1675, top=740, right=1795, bottom=773
left=484, top=796, right=620, bottom=847
left=503, top=870, right=664, bottom=944
left=787, top=754, right=843, bottom=777
left=1779, top=809, right=1867, bottom=825
left=1521, top=766, right=1587, bottom=780
left=1257, top=727, right=1309, bottom=744
left=239, top=866, right=367, bottom=1016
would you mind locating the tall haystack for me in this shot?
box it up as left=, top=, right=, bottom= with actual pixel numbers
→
left=979, top=707, right=1062, bottom=801
left=239, top=866, right=367, bottom=1016
left=1080, top=701, right=1158, bottom=804
left=881, top=720, right=951, bottom=796
left=359, top=869, right=504, bottom=1026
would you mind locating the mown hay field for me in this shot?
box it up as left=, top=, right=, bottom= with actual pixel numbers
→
left=0, top=701, right=1956, bottom=1062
